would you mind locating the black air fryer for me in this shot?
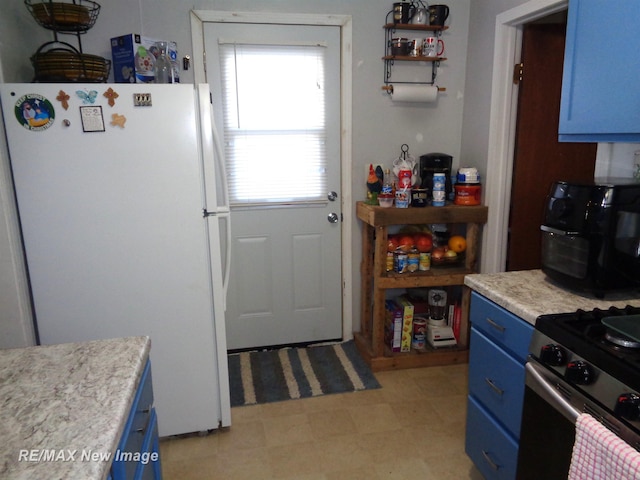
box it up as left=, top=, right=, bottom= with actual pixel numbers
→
left=540, top=178, right=640, bottom=297
left=420, top=153, right=453, bottom=199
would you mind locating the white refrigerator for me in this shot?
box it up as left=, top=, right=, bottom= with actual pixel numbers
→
left=0, top=83, right=231, bottom=436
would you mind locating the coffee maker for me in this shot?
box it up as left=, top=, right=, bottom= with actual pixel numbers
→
left=420, top=153, right=453, bottom=199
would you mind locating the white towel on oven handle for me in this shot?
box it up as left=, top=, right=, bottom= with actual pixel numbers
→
left=568, top=413, right=640, bottom=480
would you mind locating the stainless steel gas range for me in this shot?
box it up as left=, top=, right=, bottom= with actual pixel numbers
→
left=517, top=305, right=640, bottom=479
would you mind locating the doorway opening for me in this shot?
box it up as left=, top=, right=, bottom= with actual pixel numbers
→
left=190, top=11, right=354, bottom=348
left=482, top=0, right=574, bottom=273
left=506, top=13, right=597, bottom=271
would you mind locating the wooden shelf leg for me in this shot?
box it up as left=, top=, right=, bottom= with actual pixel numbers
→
left=360, top=224, right=374, bottom=340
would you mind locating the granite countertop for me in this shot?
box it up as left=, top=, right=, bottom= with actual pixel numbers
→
left=0, top=336, right=151, bottom=480
left=464, top=269, right=640, bottom=325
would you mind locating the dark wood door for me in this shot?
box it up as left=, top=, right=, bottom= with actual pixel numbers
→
left=507, top=23, right=597, bottom=271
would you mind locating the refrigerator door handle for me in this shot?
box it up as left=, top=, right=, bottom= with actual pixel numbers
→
left=208, top=91, right=231, bottom=303
left=197, top=84, right=232, bottom=305
left=203, top=209, right=230, bottom=217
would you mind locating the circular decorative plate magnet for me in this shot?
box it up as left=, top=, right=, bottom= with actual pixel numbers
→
left=14, top=94, right=55, bottom=131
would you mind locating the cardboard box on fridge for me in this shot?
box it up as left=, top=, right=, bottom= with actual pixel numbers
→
left=110, top=34, right=179, bottom=83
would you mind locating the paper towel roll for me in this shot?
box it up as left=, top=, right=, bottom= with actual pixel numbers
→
left=390, top=85, right=438, bottom=103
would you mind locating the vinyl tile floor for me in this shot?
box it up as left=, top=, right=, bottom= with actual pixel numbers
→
left=159, top=363, right=485, bottom=479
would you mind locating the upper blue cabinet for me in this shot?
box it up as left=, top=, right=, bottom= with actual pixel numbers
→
left=559, top=0, right=640, bottom=142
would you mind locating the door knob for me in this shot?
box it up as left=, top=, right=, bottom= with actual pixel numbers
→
left=327, top=213, right=339, bottom=223
left=327, top=191, right=338, bottom=201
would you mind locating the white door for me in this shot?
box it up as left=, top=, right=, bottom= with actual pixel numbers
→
left=204, top=22, right=343, bottom=350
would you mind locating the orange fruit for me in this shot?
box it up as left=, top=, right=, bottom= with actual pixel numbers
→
left=448, top=235, right=467, bottom=253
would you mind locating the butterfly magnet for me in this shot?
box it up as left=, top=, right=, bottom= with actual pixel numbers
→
left=76, top=90, right=98, bottom=104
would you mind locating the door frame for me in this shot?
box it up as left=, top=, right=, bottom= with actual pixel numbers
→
left=190, top=10, right=354, bottom=340
left=482, top=0, right=571, bottom=273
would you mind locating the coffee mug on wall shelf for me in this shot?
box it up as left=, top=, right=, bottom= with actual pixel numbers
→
left=390, top=37, right=410, bottom=56
left=409, top=38, right=423, bottom=57
left=428, top=4, right=450, bottom=26
left=410, top=7, right=429, bottom=25
left=422, top=35, right=445, bottom=57
left=393, top=1, right=416, bottom=24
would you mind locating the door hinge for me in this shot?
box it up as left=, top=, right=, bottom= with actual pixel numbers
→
left=513, top=62, right=524, bottom=85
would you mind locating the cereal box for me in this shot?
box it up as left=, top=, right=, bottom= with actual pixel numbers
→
left=384, top=300, right=403, bottom=352
left=396, top=296, right=414, bottom=352
left=111, top=34, right=179, bottom=83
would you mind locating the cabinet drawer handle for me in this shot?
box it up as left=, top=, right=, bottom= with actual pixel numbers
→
left=486, top=317, right=505, bottom=333
left=484, top=377, right=504, bottom=396
left=135, top=404, right=153, bottom=434
left=482, top=450, right=500, bottom=471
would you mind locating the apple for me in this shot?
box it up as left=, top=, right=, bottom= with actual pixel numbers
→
left=415, top=234, right=433, bottom=253
left=397, top=234, right=415, bottom=252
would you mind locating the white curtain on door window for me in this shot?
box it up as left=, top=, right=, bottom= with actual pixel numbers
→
left=219, top=42, right=328, bottom=205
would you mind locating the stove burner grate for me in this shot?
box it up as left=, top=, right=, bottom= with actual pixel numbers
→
left=604, top=330, right=640, bottom=349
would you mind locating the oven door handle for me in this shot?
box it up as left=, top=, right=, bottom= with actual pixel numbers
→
left=525, top=362, right=581, bottom=424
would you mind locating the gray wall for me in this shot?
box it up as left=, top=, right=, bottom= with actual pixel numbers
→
left=1, top=0, right=635, bottom=346
left=460, top=0, right=529, bottom=175
left=0, top=0, right=472, bottom=344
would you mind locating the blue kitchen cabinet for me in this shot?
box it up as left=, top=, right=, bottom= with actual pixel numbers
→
left=559, top=0, right=640, bottom=142
left=111, top=360, right=163, bottom=480
left=465, top=292, right=533, bottom=480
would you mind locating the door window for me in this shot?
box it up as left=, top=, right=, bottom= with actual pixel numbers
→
left=219, top=42, right=328, bottom=205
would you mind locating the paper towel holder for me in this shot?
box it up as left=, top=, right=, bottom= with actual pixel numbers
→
left=381, top=84, right=446, bottom=94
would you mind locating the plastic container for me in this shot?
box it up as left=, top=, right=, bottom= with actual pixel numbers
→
left=457, top=167, right=480, bottom=183
left=395, top=190, right=410, bottom=208
left=432, top=172, right=446, bottom=207
left=411, top=188, right=428, bottom=207
left=454, top=183, right=481, bottom=205
left=378, top=194, right=394, bottom=208
left=454, top=167, right=481, bottom=205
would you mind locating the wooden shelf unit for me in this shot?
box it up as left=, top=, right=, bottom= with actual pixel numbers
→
left=355, top=201, right=488, bottom=371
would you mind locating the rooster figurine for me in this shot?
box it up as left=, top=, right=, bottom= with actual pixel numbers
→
left=366, top=164, right=383, bottom=204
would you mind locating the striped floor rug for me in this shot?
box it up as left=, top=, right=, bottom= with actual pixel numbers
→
left=228, top=340, right=380, bottom=407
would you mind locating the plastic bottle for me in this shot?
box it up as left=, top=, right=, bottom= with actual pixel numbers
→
left=154, top=41, right=173, bottom=84
left=169, top=43, right=180, bottom=83
left=382, top=169, right=394, bottom=195
left=432, top=172, right=446, bottom=206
